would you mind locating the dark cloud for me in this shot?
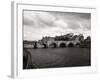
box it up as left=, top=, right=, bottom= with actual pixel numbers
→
left=78, top=13, right=91, bottom=20
left=52, top=11, right=90, bottom=20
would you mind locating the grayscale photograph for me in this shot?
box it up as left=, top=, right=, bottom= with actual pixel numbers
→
left=23, top=10, right=91, bottom=69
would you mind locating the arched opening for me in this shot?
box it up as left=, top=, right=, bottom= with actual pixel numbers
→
left=68, top=43, right=74, bottom=47
left=59, top=43, right=66, bottom=48
left=42, top=44, right=47, bottom=48
left=49, top=43, right=57, bottom=48
left=75, top=43, right=80, bottom=47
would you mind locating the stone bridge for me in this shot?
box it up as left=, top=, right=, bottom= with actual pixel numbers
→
left=24, top=40, right=81, bottom=48
left=41, top=40, right=80, bottom=48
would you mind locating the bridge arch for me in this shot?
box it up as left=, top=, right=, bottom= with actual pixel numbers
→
left=59, top=43, right=66, bottom=48
left=42, top=43, right=47, bottom=48
left=68, top=43, right=74, bottom=47
left=75, top=42, right=80, bottom=47
left=49, top=42, right=57, bottom=48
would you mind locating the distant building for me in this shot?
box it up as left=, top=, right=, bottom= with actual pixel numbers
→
left=41, top=36, right=55, bottom=43
left=74, top=34, right=84, bottom=42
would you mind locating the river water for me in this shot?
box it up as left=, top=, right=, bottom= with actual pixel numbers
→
left=23, top=47, right=91, bottom=69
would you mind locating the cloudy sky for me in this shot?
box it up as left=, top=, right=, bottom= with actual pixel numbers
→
left=23, top=10, right=91, bottom=41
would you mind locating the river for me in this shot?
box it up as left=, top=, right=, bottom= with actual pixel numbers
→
left=23, top=47, right=91, bottom=69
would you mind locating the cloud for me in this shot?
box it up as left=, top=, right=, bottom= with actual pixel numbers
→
left=23, top=11, right=58, bottom=29
left=23, top=10, right=91, bottom=41
left=67, top=21, right=80, bottom=30
left=78, top=19, right=91, bottom=31
left=82, top=23, right=91, bottom=30
left=54, top=20, right=68, bottom=28
left=36, top=11, right=56, bottom=27
left=78, top=13, right=91, bottom=20
left=23, top=15, right=34, bottom=26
